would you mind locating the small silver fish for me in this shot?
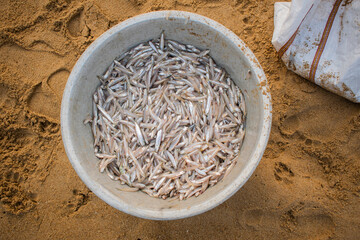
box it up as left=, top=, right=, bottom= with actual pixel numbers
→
left=88, top=32, right=246, bottom=201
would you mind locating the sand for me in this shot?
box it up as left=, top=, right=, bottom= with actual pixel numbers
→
left=0, top=0, right=359, bottom=239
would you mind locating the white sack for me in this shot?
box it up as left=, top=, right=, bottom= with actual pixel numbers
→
left=272, top=0, right=360, bottom=103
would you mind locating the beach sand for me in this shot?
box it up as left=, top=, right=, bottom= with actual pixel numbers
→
left=0, top=0, right=359, bottom=239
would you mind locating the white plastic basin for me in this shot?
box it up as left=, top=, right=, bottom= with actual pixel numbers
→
left=61, top=10, right=272, bottom=220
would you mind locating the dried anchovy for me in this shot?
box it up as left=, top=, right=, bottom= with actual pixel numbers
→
left=87, top=33, right=246, bottom=200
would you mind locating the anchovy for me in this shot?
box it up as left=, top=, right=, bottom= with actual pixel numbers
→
left=88, top=32, right=247, bottom=201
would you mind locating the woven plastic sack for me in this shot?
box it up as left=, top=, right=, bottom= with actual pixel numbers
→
left=272, top=0, right=360, bottom=103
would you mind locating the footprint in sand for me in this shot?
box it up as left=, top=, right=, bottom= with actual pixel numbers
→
left=67, top=7, right=86, bottom=37
left=84, top=5, right=110, bottom=38
left=263, top=140, right=289, bottom=159
left=0, top=83, right=16, bottom=108
left=280, top=105, right=356, bottom=142
left=27, top=82, right=60, bottom=121
left=281, top=203, right=335, bottom=239
left=63, top=189, right=91, bottom=215
left=279, top=115, right=300, bottom=136
left=26, top=66, right=69, bottom=121
left=66, top=4, right=110, bottom=38
left=242, top=209, right=279, bottom=230
left=274, top=162, right=294, bottom=184
left=47, top=68, right=69, bottom=99
left=28, top=40, right=60, bottom=55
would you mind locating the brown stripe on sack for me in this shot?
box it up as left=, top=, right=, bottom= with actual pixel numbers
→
left=309, top=0, right=342, bottom=82
left=278, top=4, right=314, bottom=58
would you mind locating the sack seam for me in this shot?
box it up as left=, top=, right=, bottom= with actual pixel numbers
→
left=309, top=0, right=343, bottom=82
left=278, top=4, right=314, bottom=58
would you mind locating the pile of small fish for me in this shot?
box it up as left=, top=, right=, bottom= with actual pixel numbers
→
left=87, top=33, right=246, bottom=200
